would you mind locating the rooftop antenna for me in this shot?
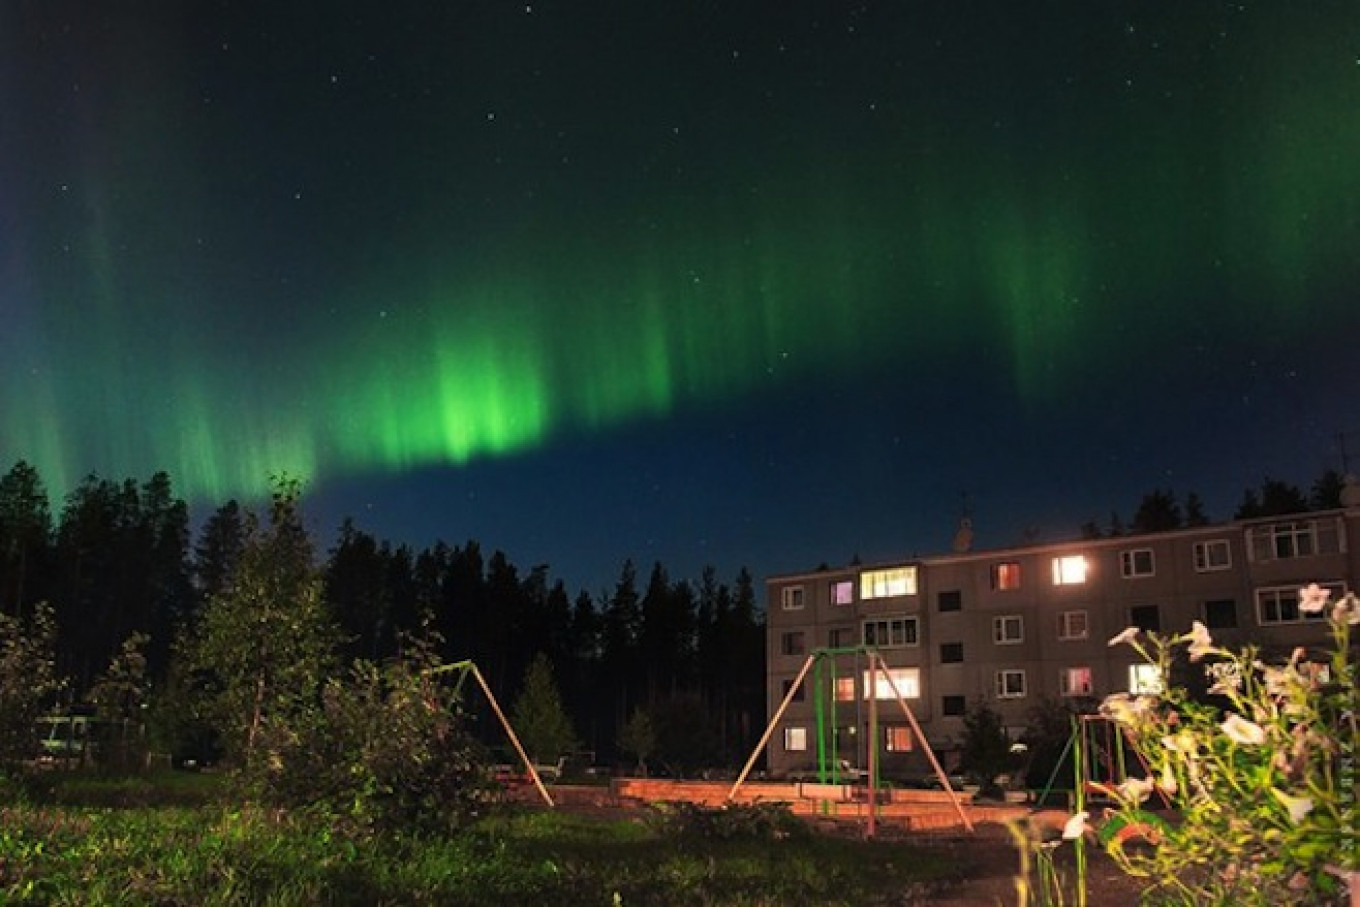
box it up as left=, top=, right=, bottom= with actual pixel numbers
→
left=952, top=491, right=974, bottom=553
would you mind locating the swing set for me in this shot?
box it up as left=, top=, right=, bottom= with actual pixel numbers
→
left=426, top=659, right=556, bottom=808
left=728, top=646, right=973, bottom=836
left=1034, top=714, right=1170, bottom=853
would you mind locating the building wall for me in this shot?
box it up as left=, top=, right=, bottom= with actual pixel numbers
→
left=764, top=507, right=1356, bottom=780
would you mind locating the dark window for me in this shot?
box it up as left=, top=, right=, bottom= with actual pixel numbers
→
left=1130, top=605, right=1161, bottom=632
left=942, top=695, right=967, bottom=717
left=940, top=642, right=964, bottom=663
left=1203, top=599, right=1237, bottom=629
left=938, top=590, right=963, bottom=612
left=781, top=679, right=805, bottom=702
left=780, top=631, right=805, bottom=656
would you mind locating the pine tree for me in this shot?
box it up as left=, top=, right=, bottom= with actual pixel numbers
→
left=510, top=652, right=577, bottom=765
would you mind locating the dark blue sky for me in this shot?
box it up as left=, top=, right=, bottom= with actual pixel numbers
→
left=3, top=1, right=1358, bottom=595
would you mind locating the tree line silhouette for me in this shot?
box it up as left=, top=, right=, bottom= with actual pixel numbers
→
left=0, top=461, right=765, bottom=772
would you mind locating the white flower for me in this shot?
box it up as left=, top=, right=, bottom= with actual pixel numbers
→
left=1062, top=811, right=1090, bottom=840
left=1220, top=713, right=1266, bottom=746
left=1185, top=620, right=1214, bottom=662
left=1298, top=583, right=1331, bottom=614
left=1271, top=789, right=1314, bottom=824
left=1108, top=626, right=1141, bottom=647
left=1331, top=592, right=1360, bottom=625
left=1116, top=776, right=1154, bottom=804
left=1261, top=665, right=1291, bottom=697
left=1158, top=762, right=1178, bottom=795
left=1161, top=730, right=1198, bottom=757
left=1102, top=693, right=1155, bottom=725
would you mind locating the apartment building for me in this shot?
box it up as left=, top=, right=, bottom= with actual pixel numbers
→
left=764, top=498, right=1359, bottom=779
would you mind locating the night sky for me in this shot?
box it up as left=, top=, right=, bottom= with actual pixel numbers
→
left=4, top=2, right=1358, bottom=595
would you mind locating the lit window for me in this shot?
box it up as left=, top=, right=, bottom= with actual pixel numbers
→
left=1057, top=610, right=1088, bottom=640
left=784, top=726, right=808, bottom=752
left=780, top=631, right=805, bottom=656
left=781, top=586, right=805, bottom=610
left=860, top=566, right=917, bottom=599
left=1052, top=555, right=1088, bottom=585
left=1060, top=667, right=1092, bottom=697
left=1193, top=539, right=1232, bottom=572
left=884, top=726, right=913, bottom=752
left=995, top=669, right=1026, bottom=699
left=1205, top=661, right=1241, bottom=691
left=1248, top=518, right=1342, bottom=562
left=835, top=676, right=856, bottom=701
left=1120, top=548, right=1155, bottom=578
left=863, top=667, right=921, bottom=700
left=1300, top=661, right=1331, bottom=685
left=831, top=580, right=854, bottom=605
left=993, top=615, right=1024, bottom=645
left=862, top=616, right=919, bottom=648
left=991, top=562, right=1022, bottom=591
left=1256, top=583, right=1341, bottom=625
left=1129, top=664, right=1162, bottom=694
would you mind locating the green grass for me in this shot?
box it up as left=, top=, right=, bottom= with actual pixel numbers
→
left=0, top=774, right=958, bottom=905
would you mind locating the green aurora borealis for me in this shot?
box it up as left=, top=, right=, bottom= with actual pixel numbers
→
left=3, top=2, right=1358, bottom=526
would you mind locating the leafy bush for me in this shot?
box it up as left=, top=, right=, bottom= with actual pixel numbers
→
left=1100, top=584, right=1358, bottom=905
left=646, top=801, right=809, bottom=842
left=247, top=628, right=494, bottom=836
left=0, top=603, right=61, bottom=772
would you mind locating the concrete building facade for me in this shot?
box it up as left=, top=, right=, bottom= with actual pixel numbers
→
left=764, top=500, right=1359, bottom=780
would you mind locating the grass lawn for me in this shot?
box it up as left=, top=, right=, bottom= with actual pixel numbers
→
left=0, top=771, right=959, bottom=905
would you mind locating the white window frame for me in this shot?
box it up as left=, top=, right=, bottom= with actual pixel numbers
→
left=1120, top=548, right=1155, bottom=578
left=1060, top=666, right=1093, bottom=697
left=1057, top=609, right=1089, bottom=641
left=780, top=586, right=805, bottom=611
left=863, top=667, right=921, bottom=700
left=1051, top=555, right=1089, bottom=586
left=995, top=669, right=1027, bottom=699
left=993, top=614, right=1024, bottom=645
left=784, top=726, right=808, bottom=752
left=1248, top=517, right=1344, bottom=562
left=860, top=566, right=918, bottom=599
left=1193, top=539, right=1232, bottom=572
left=830, top=580, right=854, bottom=606
left=862, top=616, right=920, bottom=648
left=1255, top=583, right=1341, bottom=626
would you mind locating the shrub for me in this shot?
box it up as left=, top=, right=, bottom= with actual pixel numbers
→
left=1100, top=584, right=1358, bottom=905
left=645, top=800, right=808, bottom=842
left=0, top=603, right=61, bottom=773
left=248, top=627, right=494, bottom=836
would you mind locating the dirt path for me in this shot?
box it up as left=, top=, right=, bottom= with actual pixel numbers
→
left=918, top=836, right=1145, bottom=906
